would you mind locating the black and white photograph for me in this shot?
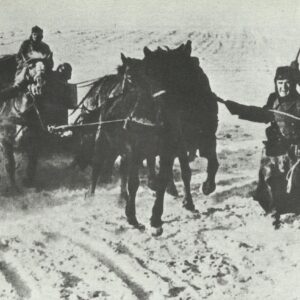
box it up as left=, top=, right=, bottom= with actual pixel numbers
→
left=0, top=0, right=300, bottom=299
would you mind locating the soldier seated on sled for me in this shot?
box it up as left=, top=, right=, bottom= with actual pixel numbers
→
left=0, top=26, right=54, bottom=102
left=15, top=25, right=53, bottom=88
left=225, top=66, right=300, bottom=216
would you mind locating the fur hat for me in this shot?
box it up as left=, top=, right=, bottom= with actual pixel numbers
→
left=31, top=26, right=43, bottom=34
left=274, top=66, right=296, bottom=82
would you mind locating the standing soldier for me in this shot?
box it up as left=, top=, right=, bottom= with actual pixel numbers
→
left=225, top=66, right=300, bottom=224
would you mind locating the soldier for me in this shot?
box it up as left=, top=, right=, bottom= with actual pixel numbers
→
left=54, top=63, right=72, bottom=83
left=0, top=26, right=53, bottom=103
left=225, top=66, right=300, bottom=217
left=15, top=25, right=53, bottom=87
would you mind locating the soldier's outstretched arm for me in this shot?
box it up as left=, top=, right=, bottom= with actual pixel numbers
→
left=225, top=100, right=274, bottom=123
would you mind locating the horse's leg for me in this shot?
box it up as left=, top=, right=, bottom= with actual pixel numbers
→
left=75, top=133, right=95, bottom=170
left=166, top=171, right=179, bottom=197
left=147, top=156, right=178, bottom=196
left=202, top=138, right=219, bottom=195
left=119, top=155, right=129, bottom=202
left=99, top=150, right=117, bottom=184
left=125, top=153, right=144, bottom=230
left=150, top=153, right=174, bottom=236
left=2, top=138, right=18, bottom=190
left=147, top=156, right=157, bottom=191
left=23, top=133, right=39, bottom=187
left=86, top=133, right=107, bottom=197
left=272, top=211, right=281, bottom=229
left=178, top=153, right=195, bottom=211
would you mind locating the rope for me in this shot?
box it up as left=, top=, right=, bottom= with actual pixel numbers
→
left=286, top=159, right=300, bottom=193
left=73, top=77, right=103, bottom=87
left=49, top=119, right=125, bottom=132
left=269, top=109, right=300, bottom=122
left=48, top=117, right=157, bottom=134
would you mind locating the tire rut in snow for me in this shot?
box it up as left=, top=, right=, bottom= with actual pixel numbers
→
left=0, top=259, right=31, bottom=299
left=112, top=241, right=201, bottom=298
left=59, top=234, right=152, bottom=300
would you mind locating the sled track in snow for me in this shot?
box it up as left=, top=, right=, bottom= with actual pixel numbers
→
left=0, top=255, right=33, bottom=299
left=51, top=232, right=202, bottom=299
left=67, top=238, right=150, bottom=300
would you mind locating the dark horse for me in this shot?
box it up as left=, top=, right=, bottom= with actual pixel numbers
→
left=0, top=52, right=71, bottom=190
left=87, top=41, right=217, bottom=235
left=72, top=58, right=163, bottom=187
left=72, top=58, right=146, bottom=181
left=142, top=41, right=219, bottom=197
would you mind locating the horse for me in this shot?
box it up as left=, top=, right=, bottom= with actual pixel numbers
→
left=72, top=59, right=162, bottom=187
left=0, top=54, right=17, bottom=89
left=72, top=60, right=139, bottom=179
left=84, top=49, right=199, bottom=235
left=86, top=40, right=222, bottom=235
left=0, top=52, right=72, bottom=191
left=117, top=41, right=220, bottom=229
left=142, top=41, right=219, bottom=197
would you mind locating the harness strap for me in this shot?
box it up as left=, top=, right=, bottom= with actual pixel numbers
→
left=269, top=109, right=300, bottom=122
left=74, top=77, right=103, bottom=87
left=48, top=116, right=157, bottom=134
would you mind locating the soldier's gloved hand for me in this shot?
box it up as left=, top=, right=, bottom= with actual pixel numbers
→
left=225, top=100, right=241, bottom=115
left=290, top=60, right=299, bottom=70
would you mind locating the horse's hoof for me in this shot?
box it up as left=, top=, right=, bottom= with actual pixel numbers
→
left=132, top=223, right=146, bottom=231
left=128, top=218, right=145, bottom=231
left=273, top=220, right=281, bottom=230
left=202, top=181, right=216, bottom=195
left=166, top=183, right=179, bottom=197
left=151, top=226, right=163, bottom=236
left=183, top=201, right=195, bottom=211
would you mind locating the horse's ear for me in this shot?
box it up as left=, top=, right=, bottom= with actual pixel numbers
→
left=184, top=40, right=192, bottom=56
left=121, top=53, right=127, bottom=64
left=143, top=46, right=152, bottom=57
left=175, top=44, right=185, bottom=54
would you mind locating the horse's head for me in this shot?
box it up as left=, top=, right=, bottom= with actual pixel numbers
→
left=25, top=52, right=52, bottom=95
left=119, top=53, right=166, bottom=124
left=143, top=40, right=197, bottom=107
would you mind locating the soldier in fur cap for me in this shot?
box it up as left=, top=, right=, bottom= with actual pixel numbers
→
left=14, top=26, right=53, bottom=88
left=225, top=66, right=300, bottom=222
